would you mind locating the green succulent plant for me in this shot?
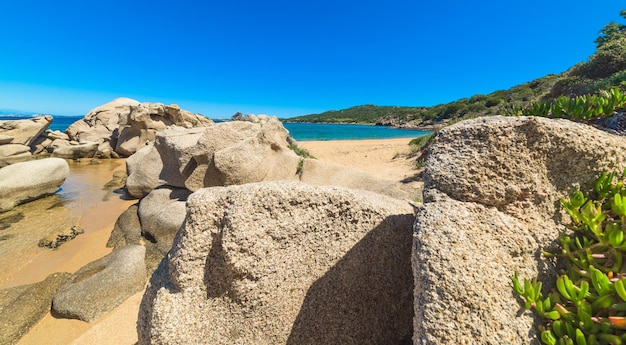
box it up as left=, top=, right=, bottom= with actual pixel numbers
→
left=512, top=88, right=626, bottom=121
left=513, top=169, right=626, bottom=345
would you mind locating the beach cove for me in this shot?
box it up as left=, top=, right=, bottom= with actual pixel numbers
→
left=6, top=138, right=420, bottom=344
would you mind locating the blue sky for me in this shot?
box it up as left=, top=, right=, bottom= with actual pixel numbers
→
left=0, top=1, right=623, bottom=118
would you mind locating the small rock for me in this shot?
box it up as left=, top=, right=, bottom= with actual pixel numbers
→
left=52, top=245, right=146, bottom=322
left=0, top=272, right=71, bottom=345
left=38, top=225, right=84, bottom=249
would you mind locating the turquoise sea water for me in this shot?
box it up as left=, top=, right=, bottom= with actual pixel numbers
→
left=0, top=116, right=431, bottom=141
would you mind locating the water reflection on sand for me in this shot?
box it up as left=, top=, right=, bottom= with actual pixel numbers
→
left=0, top=159, right=132, bottom=288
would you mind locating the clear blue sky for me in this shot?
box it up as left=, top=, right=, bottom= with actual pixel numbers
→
left=0, top=1, right=623, bottom=118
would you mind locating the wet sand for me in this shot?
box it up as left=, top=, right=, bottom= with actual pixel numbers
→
left=0, top=159, right=137, bottom=345
left=11, top=138, right=421, bottom=344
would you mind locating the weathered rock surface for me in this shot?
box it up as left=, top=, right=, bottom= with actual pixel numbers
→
left=66, top=97, right=140, bottom=143
left=137, top=186, right=192, bottom=255
left=0, top=134, right=12, bottom=144
left=0, top=116, right=52, bottom=146
left=38, top=225, right=85, bottom=249
left=138, top=181, right=415, bottom=345
left=0, top=144, right=32, bottom=166
left=0, top=272, right=71, bottom=345
left=126, top=118, right=407, bottom=199
left=45, top=130, right=69, bottom=141
left=51, top=141, right=99, bottom=159
left=160, top=118, right=301, bottom=191
left=52, top=245, right=146, bottom=322
left=0, top=158, right=69, bottom=212
left=413, top=116, right=626, bottom=344
left=65, top=98, right=213, bottom=158
left=125, top=144, right=165, bottom=199
left=106, top=204, right=142, bottom=248
left=0, top=143, right=30, bottom=157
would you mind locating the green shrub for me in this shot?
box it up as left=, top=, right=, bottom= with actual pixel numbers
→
left=409, top=133, right=434, bottom=153
left=592, top=71, right=626, bottom=92
left=288, top=143, right=315, bottom=159
left=513, top=169, right=626, bottom=345
left=549, top=75, right=595, bottom=98
left=572, top=37, right=626, bottom=80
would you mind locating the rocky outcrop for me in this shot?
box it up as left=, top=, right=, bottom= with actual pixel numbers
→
left=0, top=116, right=52, bottom=146
left=50, top=141, right=99, bottom=159
left=126, top=117, right=408, bottom=199
left=0, top=144, right=32, bottom=166
left=0, top=158, right=70, bottom=212
left=0, top=272, right=71, bottom=345
left=413, top=116, right=626, bottom=344
left=63, top=98, right=213, bottom=158
left=0, top=116, right=53, bottom=166
left=138, top=181, right=415, bottom=345
left=52, top=245, right=146, bottom=322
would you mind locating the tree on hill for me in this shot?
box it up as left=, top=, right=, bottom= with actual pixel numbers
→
left=595, top=10, right=626, bottom=48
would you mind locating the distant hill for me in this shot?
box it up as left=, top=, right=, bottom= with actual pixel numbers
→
left=285, top=105, right=428, bottom=124
left=289, top=11, right=626, bottom=129
left=0, top=109, right=38, bottom=116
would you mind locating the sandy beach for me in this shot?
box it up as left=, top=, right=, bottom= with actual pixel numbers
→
left=8, top=138, right=421, bottom=345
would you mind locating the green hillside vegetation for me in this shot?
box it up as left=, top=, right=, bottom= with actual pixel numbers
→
left=288, top=10, right=626, bottom=128
left=285, top=104, right=429, bottom=124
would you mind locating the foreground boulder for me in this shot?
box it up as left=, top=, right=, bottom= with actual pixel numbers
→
left=0, top=272, right=70, bottom=345
left=52, top=245, right=146, bottom=322
left=413, top=116, right=626, bottom=344
left=138, top=181, right=415, bottom=345
left=0, top=158, right=69, bottom=212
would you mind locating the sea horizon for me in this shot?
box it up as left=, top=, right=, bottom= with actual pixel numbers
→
left=0, top=115, right=431, bottom=141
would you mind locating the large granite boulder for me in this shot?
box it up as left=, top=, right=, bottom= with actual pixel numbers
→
left=0, top=158, right=69, bottom=212
left=65, top=98, right=213, bottom=158
left=52, top=245, right=146, bottom=322
left=160, top=118, right=301, bottom=190
left=413, top=116, right=626, bottom=344
left=137, top=186, right=192, bottom=254
left=50, top=141, right=99, bottom=159
left=0, top=115, right=52, bottom=146
left=0, top=144, right=32, bottom=167
left=0, top=272, right=71, bottom=345
left=66, top=97, right=140, bottom=143
left=125, top=118, right=407, bottom=199
left=138, top=181, right=415, bottom=345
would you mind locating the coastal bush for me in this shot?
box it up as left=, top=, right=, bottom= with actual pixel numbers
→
left=592, top=71, right=626, bottom=93
left=513, top=169, right=626, bottom=345
left=288, top=143, right=315, bottom=159
left=572, top=37, right=626, bottom=80
left=409, top=133, right=434, bottom=154
left=549, top=75, right=595, bottom=98
left=509, top=88, right=626, bottom=121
